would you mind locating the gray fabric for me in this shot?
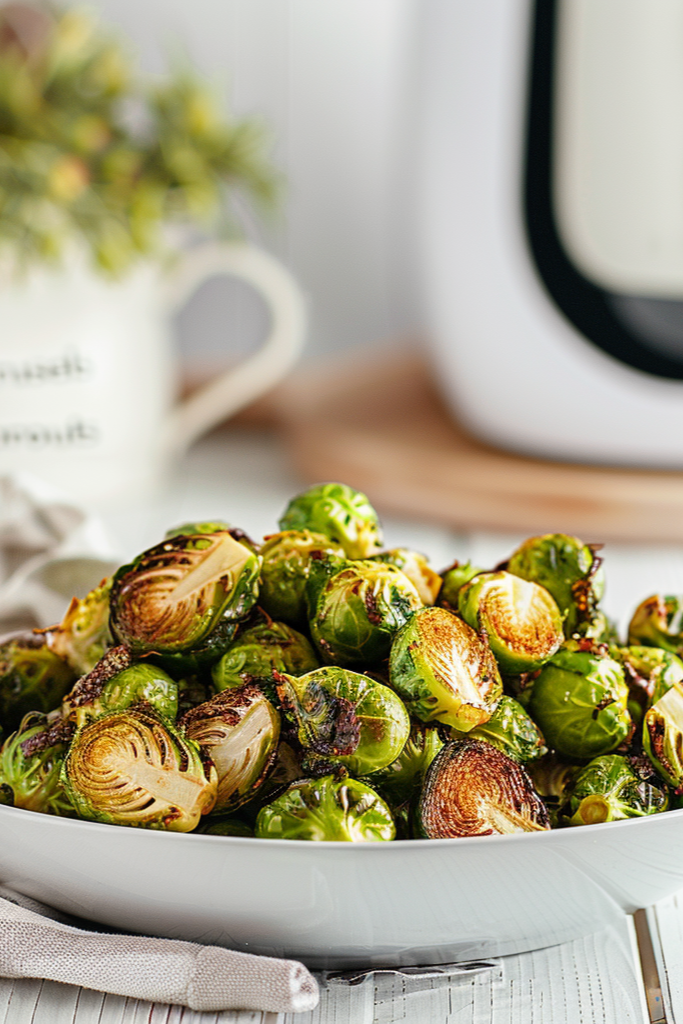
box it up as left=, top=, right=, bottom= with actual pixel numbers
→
left=0, top=893, right=319, bottom=1013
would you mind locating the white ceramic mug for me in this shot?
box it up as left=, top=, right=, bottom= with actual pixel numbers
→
left=0, top=242, right=306, bottom=506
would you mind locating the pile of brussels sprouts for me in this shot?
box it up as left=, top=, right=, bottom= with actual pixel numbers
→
left=1, top=481, right=683, bottom=841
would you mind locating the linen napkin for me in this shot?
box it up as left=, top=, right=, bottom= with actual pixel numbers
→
left=0, top=888, right=319, bottom=1013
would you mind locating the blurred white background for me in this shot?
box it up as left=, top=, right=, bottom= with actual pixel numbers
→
left=78, top=0, right=423, bottom=376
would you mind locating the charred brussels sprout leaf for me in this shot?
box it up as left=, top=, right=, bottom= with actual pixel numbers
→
left=63, top=657, right=178, bottom=728
left=566, top=754, right=668, bottom=826
left=49, top=578, right=112, bottom=674
left=255, top=774, right=395, bottom=841
left=643, top=682, right=683, bottom=789
left=367, top=721, right=444, bottom=805
left=371, top=549, right=441, bottom=606
left=454, top=695, right=547, bottom=764
left=259, top=530, right=346, bottom=629
left=307, top=560, right=422, bottom=667
left=276, top=666, right=410, bottom=776
left=417, top=738, right=550, bottom=838
left=628, top=595, right=683, bottom=656
left=389, top=607, right=502, bottom=730
left=438, top=561, right=484, bottom=612
left=180, top=684, right=280, bottom=813
left=110, top=531, right=261, bottom=655
left=63, top=705, right=217, bottom=830
left=507, top=534, right=604, bottom=638
left=211, top=618, right=318, bottom=697
left=0, top=633, right=76, bottom=732
left=0, top=712, right=74, bottom=815
left=458, top=571, right=564, bottom=673
left=528, top=643, right=631, bottom=759
left=279, top=482, right=383, bottom=559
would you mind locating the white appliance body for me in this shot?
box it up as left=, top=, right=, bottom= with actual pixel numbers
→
left=420, top=0, right=683, bottom=467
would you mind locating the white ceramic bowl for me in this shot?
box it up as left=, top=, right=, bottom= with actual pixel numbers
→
left=1, top=802, right=682, bottom=968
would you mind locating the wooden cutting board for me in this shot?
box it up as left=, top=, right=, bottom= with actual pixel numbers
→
left=251, top=347, right=683, bottom=542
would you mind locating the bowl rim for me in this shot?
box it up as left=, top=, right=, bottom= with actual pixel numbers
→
left=1, top=799, right=680, bottom=850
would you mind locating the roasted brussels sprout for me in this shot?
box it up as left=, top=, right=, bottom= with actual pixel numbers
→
left=458, top=571, right=563, bottom=673
left=528, top=643, right=631, bottom=759
left=0, top=633, right=76, bottom=732
left=279, top=482, right=383, bottom=559
left=371, top=549, right=441, bottom=606
left=438, top=561, right=484, bottom=612
left=417, top=738, right=550, bottom=837
left=211, top=617, right=319, bottom=698
left=63, top=657, right=178, bottom=728
left=258, top=530, right=346, bottom=628
left=389, top=607, right=502, bottom=730
left=63, top=705, right=217, bottom=830
left=454, top=695, right=547, bottom=764
left=49, top=578, right=112, bottom=675
left=0, top=712, right=74, bottom=815
left=643, top=681, right=683, bottom=789
left=307, top=559, right=422, bottom=667
left=368, top=721, right=444, bottom=805
left=507, top=534, right=604, bottom=637
left=565, top=754, right=668, bottom=826
left=276, top=666, right=410, bottom=776
left=180, top=684, right=280, bottom=813
left=612, top=646, right=683, bottom=724
left=255, top=774, right=395, bottom=841
left=110, top=531, right=261, bottom=656
left=628, top=594, right=683, bottom=657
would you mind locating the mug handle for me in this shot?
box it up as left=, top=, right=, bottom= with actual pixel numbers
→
left=162, top=241, right=307, bottom=455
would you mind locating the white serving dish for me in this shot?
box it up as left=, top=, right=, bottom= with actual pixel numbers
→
left=0, top=802, right=682, bottom=968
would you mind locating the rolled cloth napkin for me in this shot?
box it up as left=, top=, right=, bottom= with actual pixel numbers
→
left=0, top=889, right=319, bottom=1013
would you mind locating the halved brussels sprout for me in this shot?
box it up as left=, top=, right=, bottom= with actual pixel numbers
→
left=454, top=695, right=547, bottom=764
left=63, top=705, right=216, bottom=830
left=180, top=684, right=280, bottom=813
left=628, top=594, right=683, bottom=656
left=417, top=738, right=550, bottom=837
left=643, top=681, right=683, bottom=789
left=211, top=616, right=319, bottom=698
left=367, top=721, right=444, bottom=805
left=0, top=633, right=76, bottom=732
left=110, top=531, right=261, bottom=655
left=279, top=482, right=383, bottom=559
left=565, top=754, right=668, bottom=826
left=307, top=559, right=422, bottom=667
left=371, top=549, right=441, bottom=606
left=507, top=533, right=604, bottom=637
left=0, top=712, right=74, bottom=816
left=276, top=666, right=410, bottom=776
left=49, top=578, right=112, bottom=675
left=259, top=530, right=346, bottom=628
left=612, top=646, right=683, bottom=724
left=63, top=658, right=178, bottom=728
left=528, top=643, right=631, bottom=759
left=389, top=607, right=502, bottom=731
left=458, top=571, right=564, bottom=673
left=438, top=560, right=484, bottom=612
left=255, top=774, right=395, bottom=841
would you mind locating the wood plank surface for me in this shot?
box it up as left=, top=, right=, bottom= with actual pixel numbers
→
left=269, top=349, right=683, bottom=541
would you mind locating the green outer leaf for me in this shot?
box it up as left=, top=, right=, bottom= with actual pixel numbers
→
left=388, top=607, right=502, bottom=730
left=211, top=619, right=318, bottom=695
left=528, top=646, right=630, bottom=759
left=259, top=530, right=345, bottom=628
left=64, top=662, right=179, bottom=726
left=367, top=721, right=444, bottom=804
left=308, top=560, right=422, bottom=667
left=438, top=561, right=483, bottom=611
left=454, top=695, right=547, bottom=764
left=279, top=482, right=383, bottom=559
left=277, top=666, right=410, bottom=776
left=255, top=774, right=395, bottom=841
left=566, top=754, right=668, bottom=825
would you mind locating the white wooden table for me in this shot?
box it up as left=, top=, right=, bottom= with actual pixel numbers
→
left=12, top=426, right=683, bottom=1024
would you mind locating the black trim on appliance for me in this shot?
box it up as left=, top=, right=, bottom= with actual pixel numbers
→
left=524, top=0, right=683, bottom=380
